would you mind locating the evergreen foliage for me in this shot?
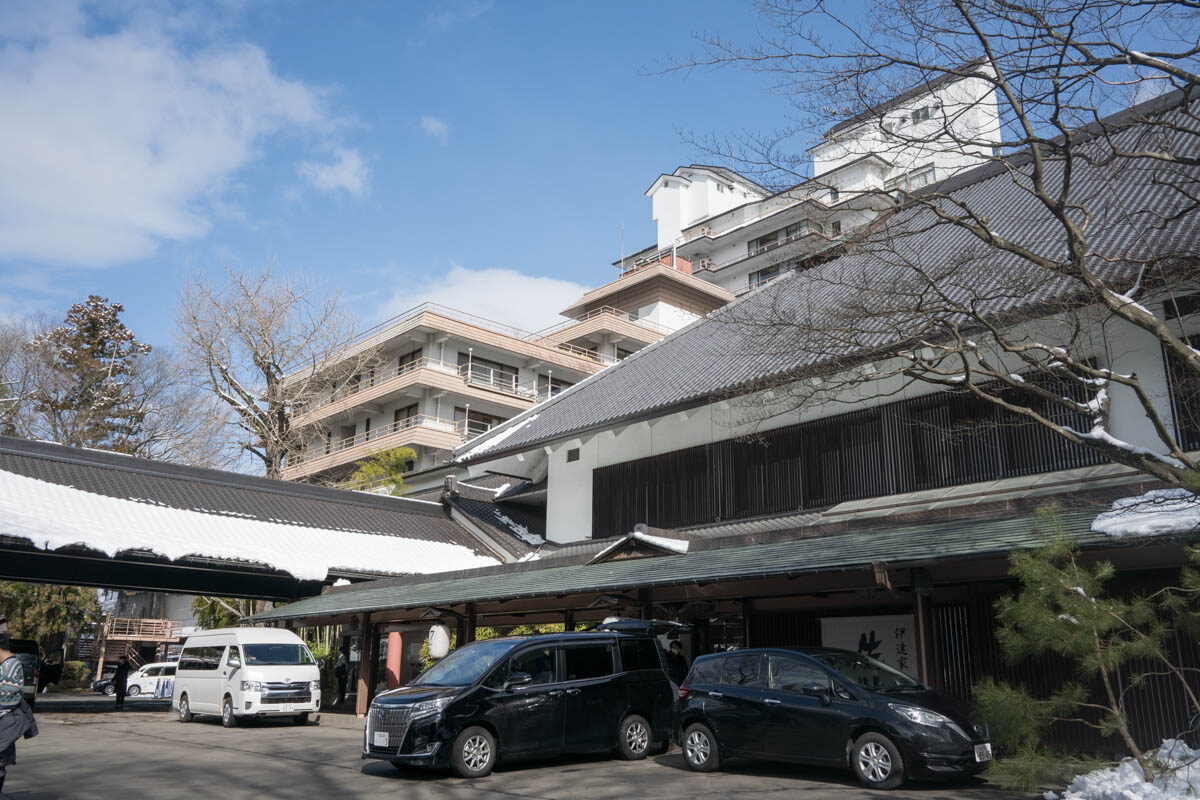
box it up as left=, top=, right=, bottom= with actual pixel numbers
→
left=27, top=296, right=152, bottom=452
left=346, top=446, right=417, bottom=495
left=0, top=582, right=100, bottom=655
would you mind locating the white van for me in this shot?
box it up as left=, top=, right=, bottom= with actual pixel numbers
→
left=171, top=628, right=321, bottom=727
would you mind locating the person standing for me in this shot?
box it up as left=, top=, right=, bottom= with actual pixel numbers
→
left=112, top=656, right=130, bottom=710
left=664, top=640, right=689, bottom=685
left=334, top=649, right=349, bottom=706
left=0, top=617, right=38, bottom=794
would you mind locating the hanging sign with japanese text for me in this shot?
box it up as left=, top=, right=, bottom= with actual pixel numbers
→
left=819, top=614, right=917, bottom=678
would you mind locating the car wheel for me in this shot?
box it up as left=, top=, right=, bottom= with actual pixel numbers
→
left=221, top=695, right=237, bottom=728
left=178, top=694, right=193, bottom=723
left=617, top=714, right=652, bottom=760
left=450, top=726, right=496, bottom=778
left=127, top=685, right=141, bottom=697
left=852, top=732, right=904, bottom=790
left=103, top=684, right=116, bottom=696
left=682, top=722, right=720, bottom=772
left=293, top=713, right=309, bottom=726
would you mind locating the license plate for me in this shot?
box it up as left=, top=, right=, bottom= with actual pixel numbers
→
left=373, top=731, right=389, bottom=748
left=974, top=743, right=992, bottom=762
left=280, top=704, right=295, bottom=713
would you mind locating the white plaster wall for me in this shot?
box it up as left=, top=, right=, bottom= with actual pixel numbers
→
left=638, top=300, right=699, bottom=332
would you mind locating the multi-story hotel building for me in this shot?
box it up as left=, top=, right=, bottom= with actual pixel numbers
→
left=285, top=64, right=997, bottom=485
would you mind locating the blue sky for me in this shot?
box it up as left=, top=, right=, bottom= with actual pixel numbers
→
left=0, top=0, right=791, bottom=346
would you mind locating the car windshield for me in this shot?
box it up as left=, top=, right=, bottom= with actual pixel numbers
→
left=814, top=651, right=922, bottom=690
left=412, top=639, right=523, bottom=687
left=242, top=644, right=315, bottom=666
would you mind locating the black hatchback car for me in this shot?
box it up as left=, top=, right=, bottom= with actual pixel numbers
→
left=363, top=624, right=675, bottom=778
left=675, top=647, right=991, bottom=790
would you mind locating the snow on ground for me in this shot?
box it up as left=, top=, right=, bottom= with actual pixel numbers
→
left=0, top=469, right=499, bottom=581
left=1045, top=739, right=1200, bottom=800
left=1092, top=489, right=1200, bottom=538
left=492, top=510, right=544, bottom=545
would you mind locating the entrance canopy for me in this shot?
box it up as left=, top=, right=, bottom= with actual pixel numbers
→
left=0, top=437, right=502, bottom=600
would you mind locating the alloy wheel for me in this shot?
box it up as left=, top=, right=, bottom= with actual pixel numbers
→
left=462, top=734, right=491, bottom=773
left=179, top=698, right=189, bottom=721
left=685, top=730, right=710, bottom=765
left=858, top=741, right=892, bottom=783
left=625, top=720, right=649, bottom=754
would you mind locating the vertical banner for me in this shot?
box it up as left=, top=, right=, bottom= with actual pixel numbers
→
left=819, top=614, right=917, bottom=677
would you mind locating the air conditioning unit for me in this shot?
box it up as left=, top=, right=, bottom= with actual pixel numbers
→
left=698, top=258, right=714, bottom=270
left=700, top=226, right=714, bottom=236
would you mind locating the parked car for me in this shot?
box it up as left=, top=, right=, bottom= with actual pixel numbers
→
left=9, top=639, right=39, bottom=710
left=92, top=666, right=118, bottom=695
left=172, top=628, right=321, bottom=727
left=124, top=661, right=176, bottom=697
left=363, top=620, right=676, bottom=778
left=675, top=647, right=991, bottom=790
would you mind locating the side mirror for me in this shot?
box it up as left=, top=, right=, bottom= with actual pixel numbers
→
left=504, top=672, right=533, bottom=691
left=802, top=682, right=831, bottom=705
left=227, top=659, right=241, bottom=671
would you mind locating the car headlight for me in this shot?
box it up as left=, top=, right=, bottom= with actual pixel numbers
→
left=889, top=703, right=952, bottom=727
left=410, top=696, right=454, bottom=718
left=311, top=680, right=320, bottom=692
left=240, top=680, right=262, bottom=692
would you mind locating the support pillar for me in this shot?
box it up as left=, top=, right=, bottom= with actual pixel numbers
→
left=355, top=614, right=376, bottom=718
left=385, top=630, right=404, bottom=689
left=638, top=588, right=653, bottom=620
left=742, top=598, right=755, bottom=648
left=914, top=588, right=936, bottom=687
left=94, top=617, right=109, bottom=683
left=464, top=603, right=476, bottom=644
left=563, top=610, right=575, bottom=632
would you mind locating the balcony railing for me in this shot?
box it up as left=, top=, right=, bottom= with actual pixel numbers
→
left=291, top=414, right=465, bottom=468
left=533, top=306, right=672, bottom=341
left=104, top=617, right=186, bottom=641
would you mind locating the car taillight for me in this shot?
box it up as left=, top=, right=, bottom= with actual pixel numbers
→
left=678, top=683, right=689, bottom=700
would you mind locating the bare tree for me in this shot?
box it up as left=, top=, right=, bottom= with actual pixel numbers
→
left=0, top=305, right=230, bottom=467
left=670, top=0, right=1200, bottom=487
left=176, top=265, right=379, bottom=479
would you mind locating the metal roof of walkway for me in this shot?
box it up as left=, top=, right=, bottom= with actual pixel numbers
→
left=253, top=508, right=1113, bottom=623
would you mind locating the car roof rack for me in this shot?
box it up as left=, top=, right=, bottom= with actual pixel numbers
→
left=594, top=618, right=689, bottom=635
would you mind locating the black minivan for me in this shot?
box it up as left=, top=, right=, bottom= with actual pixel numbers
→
left=675, top=647, right=991, bottom=790
left=363, top=624, right=674, bottom=778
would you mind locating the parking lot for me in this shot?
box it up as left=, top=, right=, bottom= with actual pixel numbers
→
left=0, top=709, right=1026, bottom=800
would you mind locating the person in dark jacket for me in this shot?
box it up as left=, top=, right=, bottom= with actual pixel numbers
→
left=334, top=649, right=349, bottom=706
left=664, top=641, right=689, bottom=685
left=0, top=618, right=38, bottom=794
left=112, top=656, right=130, bottom=710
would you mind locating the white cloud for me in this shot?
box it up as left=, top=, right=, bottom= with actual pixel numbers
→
left=378, top=263, right=591, bottom=333
left=297, top=147, right=370, bottom=196
left=420, top=115, right=450, bottom=143
left=422, top=0, right=493, bottom=34
left=0, top=3, right=363, bottom=267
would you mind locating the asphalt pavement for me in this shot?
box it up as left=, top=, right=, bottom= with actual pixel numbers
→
left=1, top=710, right=1029, bottom=800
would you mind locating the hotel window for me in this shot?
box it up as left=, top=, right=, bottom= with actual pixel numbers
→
left=454, top=407, right=508, bottom=437
left=829, top=186, right=840, bottom=203
left=457, top=352, right=519, bottom=391
left=393, top=404, right=418, bottom=427
left=398, top=348, right=422, bottom=369
left=831, top=220, right=842, bottom=235
left=616, top=348, right=635, bottom=360
left=537, top=374, right=574, bottom=398
left=747, top=230, right=780, bottom=256
left=912, top=104, right=940, bottom=123
left=749, top=265, right=781, bottom=289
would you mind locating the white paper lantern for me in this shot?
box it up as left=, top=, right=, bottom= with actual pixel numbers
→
left=427, top=624, right=451, bottom=659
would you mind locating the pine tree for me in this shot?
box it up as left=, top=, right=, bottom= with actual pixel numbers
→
left=346, top=447, right=418, bottom=495
left=27, top=296, right=152, bottom=452
left=0, top=582, right=100, bottom=656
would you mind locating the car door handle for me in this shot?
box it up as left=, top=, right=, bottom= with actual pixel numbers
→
left=763, top=698, right=781, bottom=705
left=548, top=690, right=562, bottom=696
left=708, top=691, right=723, bottom=698
left=565, top=688, right=581, bottom=696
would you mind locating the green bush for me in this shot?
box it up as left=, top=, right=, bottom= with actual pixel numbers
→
left=46, top=660, right=92, bottom=692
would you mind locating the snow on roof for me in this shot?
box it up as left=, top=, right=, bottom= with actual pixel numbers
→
left=0, top=469, right=499, bottom=582
left=1090, top=488, right=1200, bottom=539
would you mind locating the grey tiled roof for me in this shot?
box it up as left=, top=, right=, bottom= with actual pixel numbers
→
left=252, top=507, right=1137, bottom=622
left=0, top=436, right=490, bottom=555
left=455, top=93, right=1200, bottom=465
